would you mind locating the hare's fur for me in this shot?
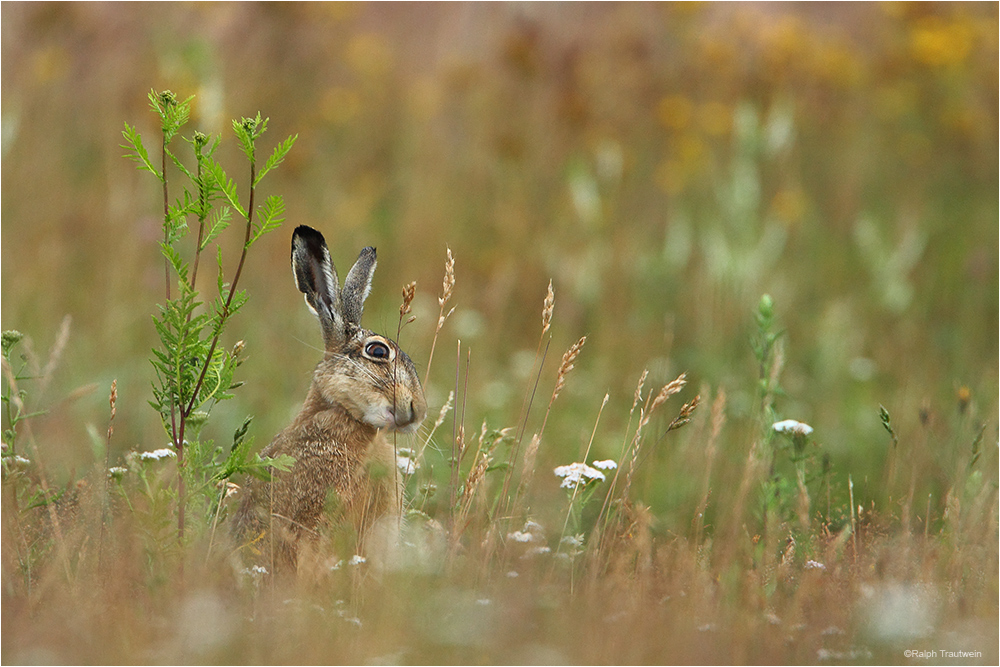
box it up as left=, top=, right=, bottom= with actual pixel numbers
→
left=233, top=226, right=426, bottom=570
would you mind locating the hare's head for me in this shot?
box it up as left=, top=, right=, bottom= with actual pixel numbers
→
left=291, top=225, right=427, bottom=433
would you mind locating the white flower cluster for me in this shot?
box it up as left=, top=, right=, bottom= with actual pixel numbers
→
left=772, top=419, right=814, bottom=437
left=553, top=462, right=606, bottom=489
left=139, top=448, right=176, bottom=461
left=507, top=530, right=535, bottom=543
left=507, top=520, right=544, bottom=544
left=396, top=447, right=419, bottom=474
left=329, top=554, right=368, bottom=571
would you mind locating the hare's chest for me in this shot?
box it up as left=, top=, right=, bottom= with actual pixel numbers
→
left=291, top=435, right=368, bottom=498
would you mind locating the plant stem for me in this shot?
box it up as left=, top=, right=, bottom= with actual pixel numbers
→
left=189, top=145, right=208, bottom=291
left=183, top=159, right=255, bottom=422
left=177, top=157, right=256, bottom=546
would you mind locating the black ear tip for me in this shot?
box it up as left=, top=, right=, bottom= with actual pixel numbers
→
left=292, top=226, right=328, bottom=254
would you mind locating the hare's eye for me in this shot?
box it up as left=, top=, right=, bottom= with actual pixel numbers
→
left=365, top=341, right=391, bottom=360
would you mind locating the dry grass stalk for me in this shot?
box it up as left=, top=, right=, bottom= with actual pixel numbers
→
left=511, top=432, right=542, bottom=519
left=106, top=379, right=118, bottom=443
left=632, top=368, right=648, bottom=412
left=541, top=280, right=554, bottom=335
left=694, top=388, right=726, bottom=545
left=97, top=379, right=117, bottom=571
left=667, top=394, right=700, bottom=432
left=509, top=284, right=556, bottom=451
left=725, top=430, right=768, bottom=562
left=559, top=393, right=610, bottom=543
left=453, top=423, right=513, bottom=550
left=423, top=247, right=456, bottom=385
left=5, top=386, right=74, bottom=585
left=500, top=284, right=558, bottom=521
left=449, top=339, right=465, bottom=525
left=39, top=314, right=72, bottom=399
left=406, top=391, right=454, bottom=509
left=521, top=433, right=541, bottom=490
left=551, top=336, right=587, bottom=406
left=399, top=281, right=416, bottom=318
left=622, top=373, right=687, bottom=508
left=594, top=369, right=649, bottom=545
left=440, top=247, right=455, bottom=309
left=509, top=336, right=587, bottom=518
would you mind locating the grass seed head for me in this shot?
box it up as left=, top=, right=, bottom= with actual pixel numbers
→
left=553, top=336, right=587, bottom=401
left=541, top=280, right=554, bottom=335
left=632, top=369, right=649, bottom=412
left=522, top=432, right=541, bottom=481
left=400, top=281, right=417, bottom=317
left=440, top=247, right=455, bottom=308
left=667, top=393, right=700, bottom=432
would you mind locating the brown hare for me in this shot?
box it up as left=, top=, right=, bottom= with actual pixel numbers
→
left=233, top=225, right=426, bottom=570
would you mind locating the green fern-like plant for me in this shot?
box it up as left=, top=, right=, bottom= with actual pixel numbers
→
left=122, top=91, right=296, bottom=547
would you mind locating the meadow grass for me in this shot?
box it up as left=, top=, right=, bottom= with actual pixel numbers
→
left=2, top=3, right=997, bottom=664
left=2, top=255, right=996, bottom=664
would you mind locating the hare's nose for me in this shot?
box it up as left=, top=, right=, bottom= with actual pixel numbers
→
left=395, top=400, right=415, bottom=428
left=404, top=399, right=418, bottom=426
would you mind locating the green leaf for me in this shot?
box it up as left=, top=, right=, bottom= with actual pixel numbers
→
left=200, top=207, right=232, bottom=251
left=121, top=122, right=162, bottom=180
left=254, top=133, right=298, bottom=186
left=159, top=242, right=189, bottom=281
left=232, top=416, right=253, bottom=452
left=205, top=160, right=245, bottom=218
left=249, top=195, right=285, bottom=247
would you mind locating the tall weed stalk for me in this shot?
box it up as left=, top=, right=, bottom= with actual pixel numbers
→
left=122, top=90, right=297, bottom=549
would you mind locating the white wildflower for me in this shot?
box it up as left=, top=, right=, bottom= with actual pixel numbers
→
left=553, top=462, right=605, bottom=489
left=560, top=534, right=584, bottom=549
left=396, top=447, right=419, bottom=474
left=348, top=555, right=367, bottom=566
left=108, top=466, right=128, bottom=479
left=507, top=530, right=536, bottom=543
left=772, top=419, right=814, bottom=437
left=397, top=457, right=418, bottom=474
left=335, top=607, right=363, bottom=628
left=506, top=570, right=519, bottom=578
left=240, top=565, right=268, bottom=578
left=139, top=448, right=176, bottom=461
left=805, top=559, right=826, bottom=570
left=591, top=459, right=617, bottom=470
left=521, top=546, right=551, bottom=558
left=13, top=455, right=31, bottom=466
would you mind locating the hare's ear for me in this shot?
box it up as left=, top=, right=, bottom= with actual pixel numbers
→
left=341, top=246, right=377, bottom=326
left=291, top=226, right=344, bottom=346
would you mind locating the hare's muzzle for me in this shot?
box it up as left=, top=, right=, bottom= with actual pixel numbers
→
left=394, top=396, right=426, bottom=433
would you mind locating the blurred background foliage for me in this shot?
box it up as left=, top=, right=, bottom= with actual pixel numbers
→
left=1, top=2, right=997, bottom=517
